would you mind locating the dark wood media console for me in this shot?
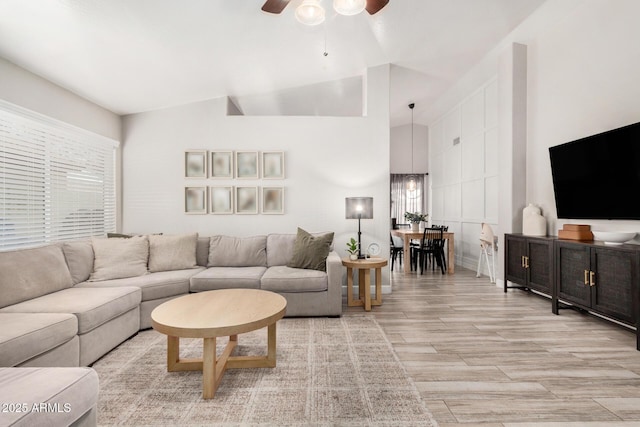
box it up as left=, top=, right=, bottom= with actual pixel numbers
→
left=504, top=233, right=640, bottom=350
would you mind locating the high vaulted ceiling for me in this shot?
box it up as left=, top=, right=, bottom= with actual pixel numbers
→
left=0, top=0, right=546, bottom=126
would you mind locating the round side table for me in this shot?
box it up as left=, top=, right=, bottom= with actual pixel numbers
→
left=341, top=257, right=388, bottom=311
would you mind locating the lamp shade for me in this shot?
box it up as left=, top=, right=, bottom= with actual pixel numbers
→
left=345, top=197, right=373, bottom=219
left=295, top=0, right=325, bottom=25
left=333, top=0, right=366, bottom=15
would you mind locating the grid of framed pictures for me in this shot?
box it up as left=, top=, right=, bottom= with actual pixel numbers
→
left=185, top=150, right=284, bottom=179
left=185, top=186, right=284, bottom=215
left=184, top=149, right=285, bottom=215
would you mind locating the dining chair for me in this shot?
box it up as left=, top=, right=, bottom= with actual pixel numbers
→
left=413, top=227, right=446, bottom=274
left=390, top=233, right=404, bottom=271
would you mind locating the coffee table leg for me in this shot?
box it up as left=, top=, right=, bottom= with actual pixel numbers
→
left=267, top=323, right=276, bottom=367
left=167, top=336, right=179, bottom=371
left=203, top=337, right=216, bottom=399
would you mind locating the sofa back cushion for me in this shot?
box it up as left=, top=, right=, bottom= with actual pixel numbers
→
left=62, top=240, right=94, bottom=284
left=148, top=233, right=198, bottom=273
left=196, top=236, right=210, bottom=267
left=208, top=235, right=267, bottom=267
left=0, top=245, right=73, bottom=309
left=89, top=235, right=149, bottom=281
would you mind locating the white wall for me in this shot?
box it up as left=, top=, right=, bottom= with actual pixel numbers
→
left=526, top=0, right=640, bottom=240
left=390, top=123, right=428, bottom=174
left=426, top=0, right=640, bottom=283
left=429, top=79, right=499, bottom=273
left=0, top=57, right=120, bottom=141
left=121, top=65, right=392, bottom=289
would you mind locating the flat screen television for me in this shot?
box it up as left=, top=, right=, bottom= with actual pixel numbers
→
left=549, top=121, right=640, bottom=220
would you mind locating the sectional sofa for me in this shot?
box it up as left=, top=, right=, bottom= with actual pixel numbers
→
left=0, top=229, right=340, bottom=426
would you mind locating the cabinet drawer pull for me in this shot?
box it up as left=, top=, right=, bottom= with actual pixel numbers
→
left=590, top=271, right=596, bottom=287
left=525, top=256, right=529, bottom=269
left=584, top=270, right=589, bottom=285
left=521, top=256, right=525, bottom=268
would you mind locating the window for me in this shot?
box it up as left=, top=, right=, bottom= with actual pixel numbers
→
left=390, top=174, right=426, bottom=223
left=0, top=101, right=118, bottom=250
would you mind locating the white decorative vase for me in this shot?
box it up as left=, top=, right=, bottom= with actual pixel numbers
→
left=523, top=203, right=547, bottom=236
left=411, top=223, right=419, bottom=232
left=349, top=254, right=358, bottom=261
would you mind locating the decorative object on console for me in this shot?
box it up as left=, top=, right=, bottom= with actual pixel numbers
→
left=184, top=150, right=207, bottom=178
left=522, top=203, right=546, bottom=236
left=592, top=230, right=637, bottom=245
left=345, top=197, right=373, bottom=259
left=558, top=224, right=593, bottom=241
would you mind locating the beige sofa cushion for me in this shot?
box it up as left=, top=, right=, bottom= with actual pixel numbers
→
left=62, top=240, right=94, bottom=285
left=148, top=233, right=198, bottom=273
left=0, top=245, right=73, bottom=309
left=89, top=235, right=149, bottom=281
left=190, top=267, right=266, bottom=291
left=0, top=367, right=99, bottom=427
left=0, top=313, right=78, bottom=367
left=261, top=266, right=328, bottom=293
left=208, top=235, right=267, bottom=267
left=0, top=287, right=141, bottom=334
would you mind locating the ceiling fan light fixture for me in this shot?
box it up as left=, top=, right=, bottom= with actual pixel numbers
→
left=295, top=0, right=325, bottom=26
left=333, top=0, right=366, bottom=16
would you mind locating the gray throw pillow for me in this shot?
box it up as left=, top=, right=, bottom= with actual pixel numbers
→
left=287, top=228, right=334, bottom=272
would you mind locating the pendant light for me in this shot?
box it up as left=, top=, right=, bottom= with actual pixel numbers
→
left=406, top=103, right=417, bottom=191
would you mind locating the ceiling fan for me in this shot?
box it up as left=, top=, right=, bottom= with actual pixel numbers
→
left=262, top=0, right=389, bottom=16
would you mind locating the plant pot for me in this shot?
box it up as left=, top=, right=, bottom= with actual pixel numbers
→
left=349, top=254, right=358, bottom=261
left=411, top=223, right=419, bottom=232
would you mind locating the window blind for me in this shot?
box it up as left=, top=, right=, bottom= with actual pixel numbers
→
left=0, top=102, right=118, bottom=250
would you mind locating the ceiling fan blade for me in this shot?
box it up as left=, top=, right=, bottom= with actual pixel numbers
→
left=261, top=0, right=291, bottom=14
left=366, top=0, right=389, bottom=15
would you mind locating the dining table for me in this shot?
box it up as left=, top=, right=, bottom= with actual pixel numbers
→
left=390, top=228, right=455, bottom=274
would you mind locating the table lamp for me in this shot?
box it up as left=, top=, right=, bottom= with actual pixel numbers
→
left=345, top=197, right=373, bottom=259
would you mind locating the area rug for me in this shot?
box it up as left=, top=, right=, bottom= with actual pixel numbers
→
left=92, top=316, right=437, bottom=426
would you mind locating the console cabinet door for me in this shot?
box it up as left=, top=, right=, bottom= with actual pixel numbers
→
left=591, top=247, right=637, bottom=324
left=505, top=235, right=527, bottom=285
left=556, top=242, right=591, bottom=308
left=527, top=239, right=554, bottom=294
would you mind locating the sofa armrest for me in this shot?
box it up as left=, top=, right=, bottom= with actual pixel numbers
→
left=325, top=251, right=343, bottom=316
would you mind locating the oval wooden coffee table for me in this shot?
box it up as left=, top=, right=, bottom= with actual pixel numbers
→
left=151, top=288, right=287, bottom=399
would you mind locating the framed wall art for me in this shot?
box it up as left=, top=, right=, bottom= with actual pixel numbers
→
left=262, top=151, right=285, bottom=179
left=262, top=186, right=284, bottom=214
left=184, top=150, right=207, bottom=178
left=235, top=151, right=258, bottom=179
left=210, top=186, right=234, bottom=214
left=210, top=151, right=233, bottom=178
left=184, top=186, right=207, bottom=214
left=235, top=186, right=258, bottom=214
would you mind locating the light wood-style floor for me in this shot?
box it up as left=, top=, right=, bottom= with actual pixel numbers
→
left=344, top=266, right=640, bottom=426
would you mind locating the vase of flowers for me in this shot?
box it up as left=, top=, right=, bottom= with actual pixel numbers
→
left=404, top=212, right=428, bottom=231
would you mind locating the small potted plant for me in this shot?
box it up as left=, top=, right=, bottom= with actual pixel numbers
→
left=346, top=237, right=359, bottom=260
left=404, top=212, right=428, bottom=231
